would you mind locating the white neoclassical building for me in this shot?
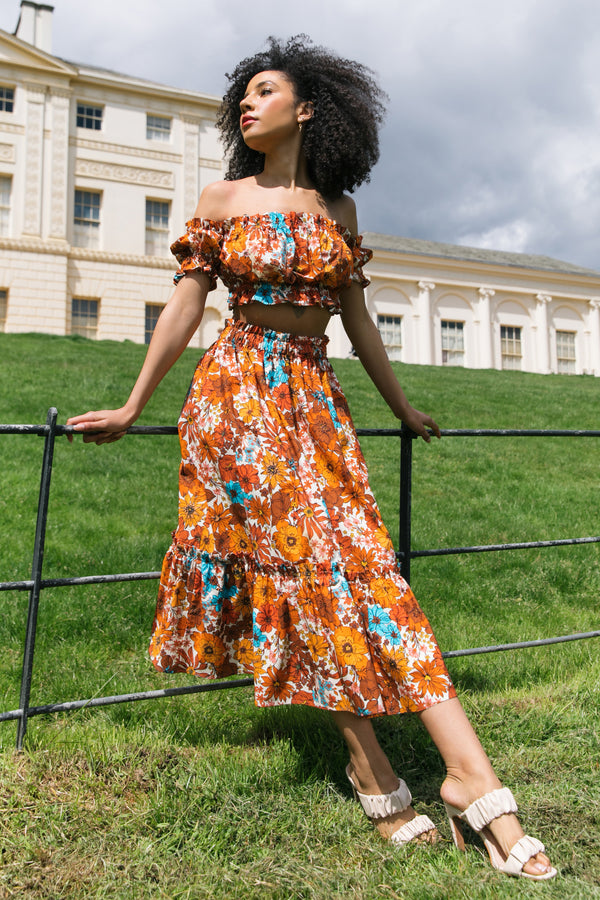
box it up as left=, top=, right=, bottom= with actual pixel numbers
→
left=1, top=1, right=600, bottom=374
left=0, top=0, right=226, bottom=350
left=362, top=234, right=600, bottom=376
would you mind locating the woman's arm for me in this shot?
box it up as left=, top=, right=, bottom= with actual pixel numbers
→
left=66, top=270, right=210, bottom=444
left=336, top=196, right=440, bottom=443
left=340, top=282, right=440, bottom=443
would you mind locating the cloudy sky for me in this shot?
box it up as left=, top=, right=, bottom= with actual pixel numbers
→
left=3, top=0, right=599, bottom=269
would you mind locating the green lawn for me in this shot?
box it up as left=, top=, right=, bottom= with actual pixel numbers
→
left=0, top=332, right=599, bottom=899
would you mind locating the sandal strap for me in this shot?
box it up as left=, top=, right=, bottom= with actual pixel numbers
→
left=346, top=765, right=412, bottom=818
left=503, top=835, right=546, bottom=877
left=390, top=814, right=436, bottom=846
left=461, top=787, right=518, bottom=832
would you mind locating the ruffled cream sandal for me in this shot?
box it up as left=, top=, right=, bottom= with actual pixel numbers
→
left=346, top=765, right=437, bottom=846
left=444, top=787, right=557, bottom=880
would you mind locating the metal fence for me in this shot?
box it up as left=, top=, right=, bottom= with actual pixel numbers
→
left=2, top=407, right=599, bottom=750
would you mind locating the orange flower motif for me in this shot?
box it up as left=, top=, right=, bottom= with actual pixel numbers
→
left=315, top=453, right=342, bottom=486
left=332, top=626, right=369, bottom=670
left=255, top=602, right=277, bottom=634
left=247, top=497, right=271, bottom=527
left=399, top=695, right=423, bottom=714
left=381, top=647, right=410, bottom=683
left=261, top=666, right=295, bottom=702
left=237, top=464, right=259, bottom=493
left=299, top=502, right=329, bottom=539
left=411, top=659, right=450, bottom=697
left=208, top=502, right=236, bottom=534
left=229, top=528, right=253, bottom=555
left=179, top=492, right=203, bottom=530
left=192, top=632, right=226, bottom=668
left=195, top=527, right=215, bottom=554
left=340, top=481, right=368, bottom=511
left=371, top=577, right=398, bottom=608
left=218, top=454, right=238, bottom=481
left=237, top=396, right=261, bottom=424
left=171, top=581, right=188, bottom=608
left=253, top=574, right=277, bottom=606
left=235, top=638, right=255, bottom=669
left=306, top=632, right=329, bottom=660
left=390, top=595, right=427, bottom=632
left=345, top=546, right=379, bottom=578
left=274, top=521, right=310, bottom=562
left=261, top=452, right=288, bottom=489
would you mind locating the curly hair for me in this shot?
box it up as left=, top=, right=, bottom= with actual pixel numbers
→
left=217, top=35, right=387, bottom=199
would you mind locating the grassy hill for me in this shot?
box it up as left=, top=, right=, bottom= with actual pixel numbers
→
left=0, top=332, right=598, bottom=898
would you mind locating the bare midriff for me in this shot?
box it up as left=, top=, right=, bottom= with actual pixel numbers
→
left=232, top=301, right=331, bottom=336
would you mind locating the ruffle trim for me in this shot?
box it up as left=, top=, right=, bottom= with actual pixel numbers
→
left=170, top=212, right=372, bottom=295
left=149, top=542, right=457, bottom=717
left=166, top=542, right=398, bottom=585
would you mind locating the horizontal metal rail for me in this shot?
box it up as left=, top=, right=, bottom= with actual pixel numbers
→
left=1, top=412, right=598, bottom=749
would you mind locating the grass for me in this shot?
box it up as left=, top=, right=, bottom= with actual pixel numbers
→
left=0, top=332, right=599, bottom=899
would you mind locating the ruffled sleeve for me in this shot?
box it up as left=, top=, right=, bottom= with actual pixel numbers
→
left=170, top=218, right=223, bottom=290
left=346, top=233, right=372, bottom=288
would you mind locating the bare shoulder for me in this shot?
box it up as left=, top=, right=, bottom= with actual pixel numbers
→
left=193, top=180, right=238, bottom=220
left=328, top=194, right=359, bottom=235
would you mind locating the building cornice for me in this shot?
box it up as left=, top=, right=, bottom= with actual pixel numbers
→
left=367, top=249, right=600, bottom=300
left=0, top=237, right=174, bottom=269
left=71, top=66, right=221, bottom=112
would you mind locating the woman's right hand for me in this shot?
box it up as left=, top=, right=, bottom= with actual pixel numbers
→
left=66, top=407, right=136, bottom=445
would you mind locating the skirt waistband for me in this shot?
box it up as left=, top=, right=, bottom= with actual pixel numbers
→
left=221, top=319, right=330, bottom=357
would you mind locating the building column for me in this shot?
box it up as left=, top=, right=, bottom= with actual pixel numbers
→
left=182, top=115, right=201, bottom=218
left=22, top=83, right=46, bottom=236
left=588, top=299, right=600, bottom=377
left=48, top=88, right=71, bottom=241
left=536, top=293, right=552, bottom=374
left=417, top=280, right=435, bottom=365
left=477, top=287, right=495, bottom=369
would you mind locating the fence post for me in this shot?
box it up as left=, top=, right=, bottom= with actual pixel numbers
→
left=398, top=424, right=414, bottom=583
left=16, top=407, right=58, bottom=750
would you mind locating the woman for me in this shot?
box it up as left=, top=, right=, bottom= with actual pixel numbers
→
left=67, top=36, right=556, bottom=880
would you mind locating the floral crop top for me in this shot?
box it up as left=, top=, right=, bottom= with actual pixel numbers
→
left=170, top=211, right=372, bottom=315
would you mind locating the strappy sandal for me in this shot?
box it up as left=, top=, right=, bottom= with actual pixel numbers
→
left=346, top=765, right=437, bottom=846
left=444, top=787, right=557, bottom=880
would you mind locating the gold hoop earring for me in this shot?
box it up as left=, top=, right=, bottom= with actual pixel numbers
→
left=298, top=121, right=303, bottom=133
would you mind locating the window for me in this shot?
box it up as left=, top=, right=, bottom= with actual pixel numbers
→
left=146, top=114, right=171, bottom=141
left=0, top=86, right=14, bottom=113
left=76, top=103, right=103, bottom=130
left=441, top=320, right=465, bottom=366
left=71, top=298, right=98, bottom=339
left=0, top=175, right=11, bottom=237
left=377, top=314, right=402, bottom=361
left=0, top=289, right=7, bottom=331
left=500, top=325, right=522, bottom=370
left=556, top=330, right=576, bottom=374
left=73, top=190, right=101, bottom=248
left=145, top=199, right=170, bottom=256
left=145, top=303, right=164, bottom=344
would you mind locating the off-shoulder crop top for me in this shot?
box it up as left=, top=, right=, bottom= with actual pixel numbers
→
left=170, top=211, right=372, bottom=316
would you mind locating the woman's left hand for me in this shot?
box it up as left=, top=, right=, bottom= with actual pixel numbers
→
left=401, top=405, right=441, bottom=443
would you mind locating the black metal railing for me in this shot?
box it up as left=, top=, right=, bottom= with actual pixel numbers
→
left=2, top=408, right=599, bottom=749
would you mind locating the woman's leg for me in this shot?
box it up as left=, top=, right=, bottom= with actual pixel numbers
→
left=419, top=697, right=554, bottom=877
left=331, top=710, right=437, bottom=841
left=333, top=700, right=554, bottom=876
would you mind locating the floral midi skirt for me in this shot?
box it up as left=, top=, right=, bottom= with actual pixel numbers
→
left=149, top=320, right=456, bottom=716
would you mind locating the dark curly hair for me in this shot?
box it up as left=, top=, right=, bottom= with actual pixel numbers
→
left=217, top=35, right=387, bottom=199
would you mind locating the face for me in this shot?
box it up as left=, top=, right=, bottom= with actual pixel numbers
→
left=239, top=70, right=310, bottom=149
